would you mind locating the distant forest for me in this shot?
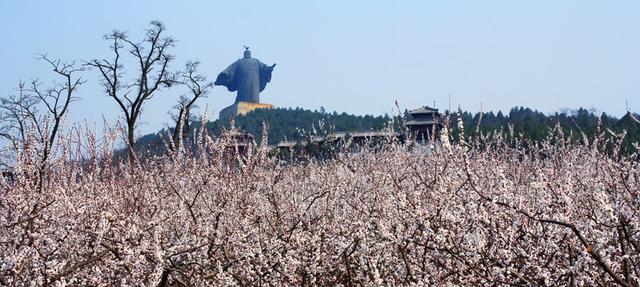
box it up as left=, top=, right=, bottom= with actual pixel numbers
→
left=138, top=106, right=640, bottom=154
left=453, top=107, right=639, bottom=151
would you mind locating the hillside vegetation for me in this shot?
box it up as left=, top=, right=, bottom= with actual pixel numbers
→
left=137, top=106, right=640, bottom=155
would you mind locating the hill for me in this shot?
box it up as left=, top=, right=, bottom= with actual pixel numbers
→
left=136, top=106, right=640, bottom=156
left=206, top=107, right=393, bottom=145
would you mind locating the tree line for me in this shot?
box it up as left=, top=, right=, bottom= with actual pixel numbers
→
left=132, top=105, right=640, bottom=158
left=447, top=106, right=640, bottom=155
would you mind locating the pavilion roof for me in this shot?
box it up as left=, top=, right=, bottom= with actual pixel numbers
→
left=409, top=106, right=440, bottom=115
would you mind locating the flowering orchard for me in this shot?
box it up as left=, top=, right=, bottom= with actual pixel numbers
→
left=1, top=119, right=639, bottom=286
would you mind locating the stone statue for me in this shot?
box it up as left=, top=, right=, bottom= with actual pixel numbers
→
left=215, top=47, right=276, bottom=104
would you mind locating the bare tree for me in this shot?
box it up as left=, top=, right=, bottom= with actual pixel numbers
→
left=33, top=55, right=85, bottom=161
left=0, top=81, right=37, bottom=152
left=0, top=54, right=84, bottom=186
left=169, top=61, right=213, bottom=153
left=86, top=21, right=175, bottom=162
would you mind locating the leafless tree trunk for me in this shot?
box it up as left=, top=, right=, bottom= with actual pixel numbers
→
left=86, top=21, right=175, bottom=163
left=169, top=61, right=213, bottom=153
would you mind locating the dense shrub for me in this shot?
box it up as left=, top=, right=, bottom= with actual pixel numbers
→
left=1, top=121, right=639, bottom=286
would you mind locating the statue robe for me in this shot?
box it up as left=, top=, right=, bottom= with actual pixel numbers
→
left=215, top=57, right=273, bottom=103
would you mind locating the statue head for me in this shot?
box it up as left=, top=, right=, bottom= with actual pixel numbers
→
left=243, top=46, right=251, bottom=58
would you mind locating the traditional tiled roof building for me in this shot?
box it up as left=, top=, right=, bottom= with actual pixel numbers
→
left=404, top=106, right=442, bottom=142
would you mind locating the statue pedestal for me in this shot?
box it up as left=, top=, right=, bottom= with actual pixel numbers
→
left=219, top=101, right=273, bottom=119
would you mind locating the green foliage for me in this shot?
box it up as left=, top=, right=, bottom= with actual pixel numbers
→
left=206, top=107, right=391, bottom=144
left=136, top=106, right=639, bottom=156
left=444, top=107, right=640, bottom=154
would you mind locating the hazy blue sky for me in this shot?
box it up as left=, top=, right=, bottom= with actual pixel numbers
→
left=1, top=1, right=638, bottom=135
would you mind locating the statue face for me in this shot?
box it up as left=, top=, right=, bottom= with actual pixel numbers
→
left=243, top=50, right=251, bottom=58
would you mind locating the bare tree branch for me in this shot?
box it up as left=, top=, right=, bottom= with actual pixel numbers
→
left=168, top=61, right=212, bottom=153
left=0, top=55, right=84, bottom=190
left=86, top=21, right=175, bottom=163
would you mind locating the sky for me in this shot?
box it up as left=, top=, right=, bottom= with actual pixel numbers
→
left=1, top=1, right=639, bottom=136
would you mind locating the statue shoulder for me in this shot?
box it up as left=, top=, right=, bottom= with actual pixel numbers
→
left=254, top=58, right=269, bottom=67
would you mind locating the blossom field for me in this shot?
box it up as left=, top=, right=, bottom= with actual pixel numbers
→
left=1, top=121, right=639, bottom=286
